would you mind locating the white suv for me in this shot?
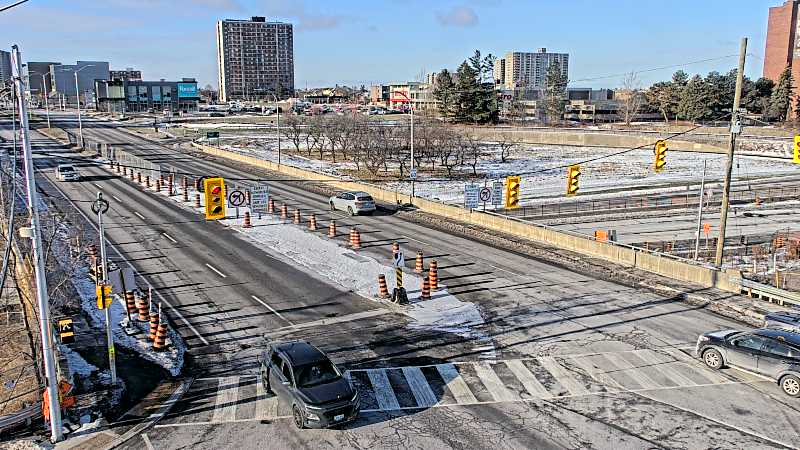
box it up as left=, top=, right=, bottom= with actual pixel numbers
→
left=329, top=191, right=376, bottom=216
left=56, top=164, right=80, bottom=181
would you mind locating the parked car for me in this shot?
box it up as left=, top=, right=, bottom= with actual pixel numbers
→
left=764, top=311, right=800, bottom=333
left=696, top=327, right=800, bottom=397
left=261, top=341, right=359, bottom=429
left=329, top=191, right=376, bottom=215
left=55, top=164, right=80, bottom=181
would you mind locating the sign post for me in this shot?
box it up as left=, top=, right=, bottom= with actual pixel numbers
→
left=391, top=251, right=408, bottom=304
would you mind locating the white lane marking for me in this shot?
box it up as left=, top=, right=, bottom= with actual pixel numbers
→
left=269, top=309, right=387, bottom=335
left=366, top=369, right=400, bottom=411
left=436, top=364, right=478, bottom=405
left=402, top=367, right=437, bottom=408
left=635, top=350, right=699, bottom=388
left=601, top=353, right=662, bottom=391
left=42, top=171, right=210, bottom=345
left=538, top=356, right=590, bottom=396
left=212, top=376, right=239, bottom=423
left=205, top=263, right=227, bottom=278
left=154, top=416, right=292, bottom=428
left=473, top=362, right=516, bottom=402
left=485, top=263, right=525, bottom=277
left=162, top=233, right=178, bottom=244
left=112, top=195, right=122, bottom=202
left=93, top=183, right=103, bottom=189
left=251, top=295, right=294, bottom=326
left=504, top=360, right=550, bottom=398
left=255, top=377, right=278, bottom=420
left=403, top=235, right=432, bottom=246
left=133, top=211, right=146, bottom=220
left=141, top=433, right=155, bottom=450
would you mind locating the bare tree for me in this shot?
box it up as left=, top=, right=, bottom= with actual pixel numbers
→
left=496, top=132, right=521, bottom=163
left=463, top=133, right=485, bottom=176
left=281, top=114, right=304, bottom=153
left=618, top=71, right=644, bottom=126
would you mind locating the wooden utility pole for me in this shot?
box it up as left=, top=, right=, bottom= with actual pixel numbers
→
left=714, top=37, right=748, bottom=267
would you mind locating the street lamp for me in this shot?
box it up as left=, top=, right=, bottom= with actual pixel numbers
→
left=269, top=93, right=281, bottom=166
left=392, top=90, right=415, bottom=200
left=27, top=71, right=51, bottom=128
left=60, top=65, right=95, bottom=147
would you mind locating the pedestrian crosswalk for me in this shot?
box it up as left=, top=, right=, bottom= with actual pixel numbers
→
left=159, top=348, right=738, bottom=427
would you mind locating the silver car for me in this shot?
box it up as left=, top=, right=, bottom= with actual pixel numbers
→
left=329, top=191, right=376, bottom=216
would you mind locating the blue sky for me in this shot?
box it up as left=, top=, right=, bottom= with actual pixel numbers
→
left=0, top=0, right=780, bottom=89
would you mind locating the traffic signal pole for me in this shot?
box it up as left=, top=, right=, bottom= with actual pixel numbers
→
left=714, top=37, right=747, bottom=268
left=96, top=192, right=117, bottom=384
left=11, top=45, right=63, bottom=443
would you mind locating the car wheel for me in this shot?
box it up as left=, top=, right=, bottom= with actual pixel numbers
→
left=330, top=201, right=336, bottom=212
left=292, top=405, right=306, bottom=429
left=347, top=206, right=354, bottom=216
left=702, top=348, right=724, bottom=370
left=780, top=374, right=800, bottom=397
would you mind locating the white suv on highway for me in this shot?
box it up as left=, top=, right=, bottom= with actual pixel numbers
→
left=56, top=164, right=80, bottom=182
left=329, top=191, right=376, bottom=216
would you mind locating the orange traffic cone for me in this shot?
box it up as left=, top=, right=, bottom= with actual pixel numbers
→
left=153, top=322, right=168, bottom=351
left=195, top=193, right=201, bottom=208
left=429, top=260, right=439, bottom=290
left=350, top=228, right=361, bottom=249
left=148, top=312, right=159, bottom=341
left=243, top=211, right=252, bottom=228
left=421, top=276, right=431, bottom=300
left=392, top=242, right=399, bottom=257
left=268, top=197, right=275, bottom=214
left=280, top=204, right=288, bottom=220
left=328, top=220, right=336, bottom=238
left=293, top=209, right=301, bottom=224
left=377, top=274, right=390, bottom=298
left=309, top=214, right=317, bottom=231
left=414, top=251, right=424, bottom=273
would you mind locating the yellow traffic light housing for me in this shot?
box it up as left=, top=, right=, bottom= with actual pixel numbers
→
left=566, top=165, right=581, bottom=196
left=204, top=177, right=226, bottom=220
left=504, top=176, right=520, bottom=209
left=96, top=283, right=112, bottom=309
left=654, top=140, right=668, bottom=172
left=793, top=135, right=800, bottom=164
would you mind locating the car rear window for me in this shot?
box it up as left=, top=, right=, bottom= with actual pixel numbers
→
left=356, top=195, right=373, bottom=202
left=294, top=361, right=340, bottom=388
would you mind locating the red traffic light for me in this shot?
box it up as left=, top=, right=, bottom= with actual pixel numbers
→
left=211, top=186, right=222, bottom=195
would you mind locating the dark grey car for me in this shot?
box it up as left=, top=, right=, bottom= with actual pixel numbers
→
left=695, top=328, right=800, bottom=397
left=260, top=341, right=359, bottom=429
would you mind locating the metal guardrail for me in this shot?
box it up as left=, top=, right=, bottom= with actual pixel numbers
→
left=740, top=279, right=800, bottom=308
left=0, top=404, right=41, bottom=435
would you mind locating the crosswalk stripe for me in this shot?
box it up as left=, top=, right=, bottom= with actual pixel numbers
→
left=504, top=360, right=550, bottom=398
left=538, top=357, right=589, bottom=395
left=255, top=377, right=278, bottom=420
left=635, top=350, right=699, bottom=388
left=436, top=364, right=478, bottom=405
left=660, top=347, right=729, bottom=384
left=473, top=362, right=516, bottom=402
left=212, top=376, right=239, bottom=423
left=402, top=367, right=437, bottom=408
left=601, top=353, right=662, bottom=390
left=562, top=356, right=622, bottom=391
left=367, top=369, right=401, bottom=411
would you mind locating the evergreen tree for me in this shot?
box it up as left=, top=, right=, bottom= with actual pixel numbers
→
left=543, top=62, right=567, bottom=124
left=768, top=65, right=794, bottom=122
left=454, top=61, right=480, bottom=123
left=433, top=69, right=456, bottom=120
left=677, top=75, right=711, bottom=122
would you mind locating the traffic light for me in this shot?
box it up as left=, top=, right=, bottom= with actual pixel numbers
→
left=504, top=176, right=520, bottom=209
left=794, top=135, right=800, bottom=164
left=204, top=177, right=226, bottom=220
left=96, top=284, right=112, bottom=309
left=566, top=164, right=581, bottom=196
left=654, top=140, right=668, bottom=172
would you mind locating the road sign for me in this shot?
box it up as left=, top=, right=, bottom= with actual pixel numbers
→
left=250, top=185, right=269, bottom=214
left=703, top=223, right=711, bottom=235
left=91, top=197, right=109, bottom=215
left=464, top=184, right=480, bottom=210
left=410, top=169, right=417, bottom=180
left=492, top=181, right=503, bottom=206
left=96, top=283, right=112, bottom=310
left=393, top=251, right=405, bottom=268
left=228, top=189, right=246, bottom=207
left=108, top=268, right=136, bottom=293
left=57, top=318, right=74, bottom=344
left=207, top=131, right=220, bottom=139
left=479, top=187, right=492, bottom=203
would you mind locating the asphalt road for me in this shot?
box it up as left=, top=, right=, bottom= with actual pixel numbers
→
left=15, top=112, right=800, bottom=449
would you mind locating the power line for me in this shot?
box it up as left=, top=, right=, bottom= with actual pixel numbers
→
left=0, top=0, right=30, bottom=13
left=568, top=54, right=741, bottom=84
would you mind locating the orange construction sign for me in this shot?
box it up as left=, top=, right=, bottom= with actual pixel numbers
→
left=594, top=230, right=608, bottom=242
left=703, top=223, right=711, bottom=235
left=42, top=381, right=75, bottom=422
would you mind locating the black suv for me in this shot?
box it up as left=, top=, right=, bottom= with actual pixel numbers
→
left=695, top=328, right=800, bottom=397
left=261, top=341, right=359, bottom=428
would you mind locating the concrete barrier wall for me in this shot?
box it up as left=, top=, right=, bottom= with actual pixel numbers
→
left=192, top=142, right=741, bottom=293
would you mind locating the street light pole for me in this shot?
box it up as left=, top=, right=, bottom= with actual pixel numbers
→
left=11, top=45, right=63, bottom=444
left=74, top=71, right=83, bottom=146
left=393, top=90, right=415, bottom=201
left=693, top=160, right=707, bottom=260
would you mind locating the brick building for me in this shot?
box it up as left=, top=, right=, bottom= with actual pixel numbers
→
left=764, top=0, right=800, bottom=100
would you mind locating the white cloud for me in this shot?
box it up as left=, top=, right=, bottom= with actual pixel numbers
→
left=436, top=5, right=479, bottom=27
left=262, top=0, right=345, bottom=31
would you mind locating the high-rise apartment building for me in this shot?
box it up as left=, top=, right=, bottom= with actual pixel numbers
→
left=764, top=0, right=800, bottom=101
left=495, top=49, right=569, bottom=89
left=0, top=50, right=11, bottom=83
left=216, top=16, right=294, bottom=102
left=25, top=61, right=59, bottom=94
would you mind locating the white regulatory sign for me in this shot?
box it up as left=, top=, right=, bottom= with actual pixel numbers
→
left=491, top=181, right=503, bottom=206
left=250, top=185, right=269, bottom=214
left=464, top=184, right=480, bottom=210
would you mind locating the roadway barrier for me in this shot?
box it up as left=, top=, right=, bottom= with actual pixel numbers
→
left=741, top=279, right=800, bottom=308
left=0, top=404, right=41, bottom=435
left=191, top=142, right=743, bottom=293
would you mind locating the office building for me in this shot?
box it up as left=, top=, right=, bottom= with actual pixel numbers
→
left=25, top=61, right=59, bottom=94
left=95, top=78, right=200, bottom=113
left=50, top=61, right=110, bottom=105
left=110, top=68, right=142, bottom=81
left=764, top=0, right=800, bottom=101
left=216, top=16, right=294, bottom=102
left=495, top=49, right=569, bottom=89
left=0, top=50, right=11, bottom=83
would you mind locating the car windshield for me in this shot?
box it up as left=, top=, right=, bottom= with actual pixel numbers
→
left=59, top=166, right=74, bottom=172
left=294, top=360, right=341, bottom=388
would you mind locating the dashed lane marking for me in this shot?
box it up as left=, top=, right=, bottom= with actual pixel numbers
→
left=268, top=309, right=390, bottom=335
left=403, top=235, right=432, bottom=246
left=93, top=183, right=103, bottom=189
left=162, top=233, right=178, bottom=244
left=133, top=211, right=146, bottom=220
left=112, top=195, right=122, bottom=202
left=205, top=263, right=227, bottom=278
left=141, top=433, right=155, bottom=450
left=251, top=295, right=294, bottom=326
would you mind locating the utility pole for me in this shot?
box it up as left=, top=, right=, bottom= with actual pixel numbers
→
left=693, top=160, right=707, bottom=260
left=11, top=45, right=63, bottom=443
left=714, top=37, right=747, bottom=268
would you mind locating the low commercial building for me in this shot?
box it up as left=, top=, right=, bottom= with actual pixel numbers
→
left=95, top=78, right=200, bottom=113
left=387, top=82, right=437, bottom=111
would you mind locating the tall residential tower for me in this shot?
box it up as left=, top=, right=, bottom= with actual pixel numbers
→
left=494, top=49, right=569, bottom=89
left=216, top=16, right=294, bottom=102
